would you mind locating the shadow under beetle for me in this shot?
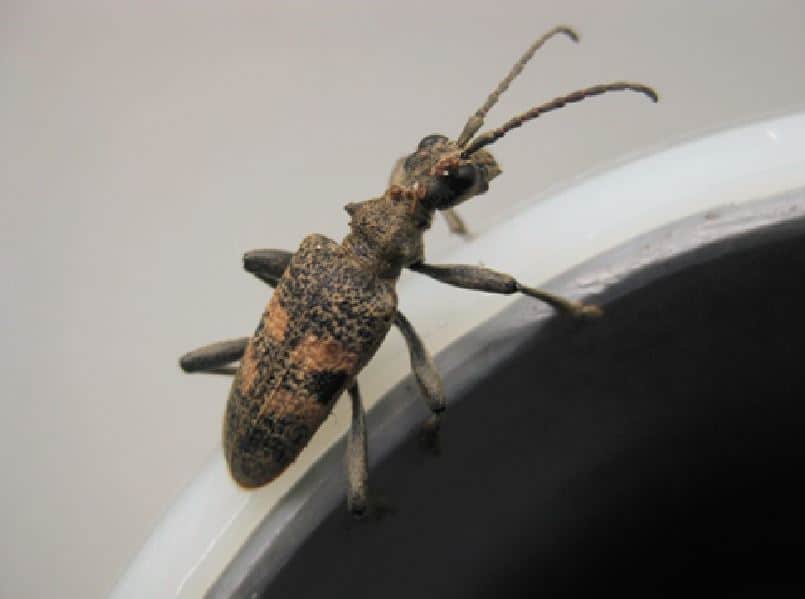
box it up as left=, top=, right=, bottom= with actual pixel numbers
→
left=179, top=26, right=658, bottom=516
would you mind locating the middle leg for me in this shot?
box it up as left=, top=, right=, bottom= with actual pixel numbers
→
left=346, top=382, right=369, bottom=517
left=393, top=311, right=446, bottom=453
left=242, top=248, right=293, bottom=287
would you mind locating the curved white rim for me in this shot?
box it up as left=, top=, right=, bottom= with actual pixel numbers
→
left=112, top=110, right=805, bottom=599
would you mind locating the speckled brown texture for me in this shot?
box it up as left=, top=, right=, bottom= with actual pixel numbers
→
left=263, top=293, right=289, bottom=342
left=224, top=234, right=397, bottom=488
left=219, top=100, right=516, bottom=489
left=223, top=143, right=509, bottom=488
left=183, top=27, right=659, bottom=510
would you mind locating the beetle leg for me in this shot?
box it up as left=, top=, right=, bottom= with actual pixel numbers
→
left=242, top=249, right=293, bottom=287
left=178, top=337, right=249, bottom=375
left=409, top=262, right=603, bottom=317
left=393, top=311, right=445, bottom=454
left=441, top=208, right=471, bottom=237
left=346, top=382, right=369, bottom=517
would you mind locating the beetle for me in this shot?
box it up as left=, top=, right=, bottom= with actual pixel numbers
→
left=179, top=25, right=658, bottom=516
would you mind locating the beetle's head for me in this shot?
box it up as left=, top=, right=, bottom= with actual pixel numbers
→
left=388, top=134, right=501, bottom=211
left=387, top=25, right=657, bottom=219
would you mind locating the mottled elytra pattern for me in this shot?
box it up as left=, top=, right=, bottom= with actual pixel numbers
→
left=180, top=25, right=658, bottom=514
left=224, top=234, right=397, bottom=488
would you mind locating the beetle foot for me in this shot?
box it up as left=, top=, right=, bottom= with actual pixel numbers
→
left=349, top=491, right=396, bottom=520
left=418, top=414, right=442, bottom=456
left=570, top=301, right=604, bottom=318
left=349, top=503, right=367, bottom=519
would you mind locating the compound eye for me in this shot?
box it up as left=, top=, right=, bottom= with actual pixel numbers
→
left=446, top=163, right=476, bottom=194
left=417, top=134, right=448, bottom=150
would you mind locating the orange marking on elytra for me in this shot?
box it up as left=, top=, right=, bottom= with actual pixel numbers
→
left=289, top=334, right=360, bottom=373
left=237, top=341, right=260, bottom=395
left=265, top=388, right=329, bottom=425
left=263, top=294, right=289, bottom=342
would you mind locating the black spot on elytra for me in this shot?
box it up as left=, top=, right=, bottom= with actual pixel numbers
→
left=309, top=370, right=349, bottom=403
left=240, top=426, right=266, bottom=454
left=225, top=233, right=397, bottom=480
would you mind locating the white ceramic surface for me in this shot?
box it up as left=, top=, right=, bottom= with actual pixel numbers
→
left=8, top=6, right=805, bottom=597
left=112, top=111, right=805, bottom=598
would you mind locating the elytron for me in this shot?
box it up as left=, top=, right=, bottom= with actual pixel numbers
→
left=180, top=25, right=657, bottom=516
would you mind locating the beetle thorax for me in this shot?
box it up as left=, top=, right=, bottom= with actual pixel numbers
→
left=342, top=186, right=432, bottom=279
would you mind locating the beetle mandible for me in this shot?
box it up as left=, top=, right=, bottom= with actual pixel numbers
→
left=179, top=25, right=658, bottom=516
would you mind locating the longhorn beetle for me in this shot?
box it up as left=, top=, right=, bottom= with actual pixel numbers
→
left=179, top=26, right=658, bottom=516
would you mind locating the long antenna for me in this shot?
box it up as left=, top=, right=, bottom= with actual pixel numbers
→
left=461, top=82, right=658, bottom=158
left=456, top=25, right=579, bottom=148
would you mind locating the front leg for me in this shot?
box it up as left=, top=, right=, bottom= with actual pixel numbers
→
left=441, top=208, right=471, bottom=237
left=409, top=262, right=602, bottom=317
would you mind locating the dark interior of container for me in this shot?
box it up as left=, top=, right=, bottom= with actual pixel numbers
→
left=263, top=225, right=805, bottom=597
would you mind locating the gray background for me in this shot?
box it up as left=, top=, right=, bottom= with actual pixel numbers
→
left=2, top=1, right=805, bottom=598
